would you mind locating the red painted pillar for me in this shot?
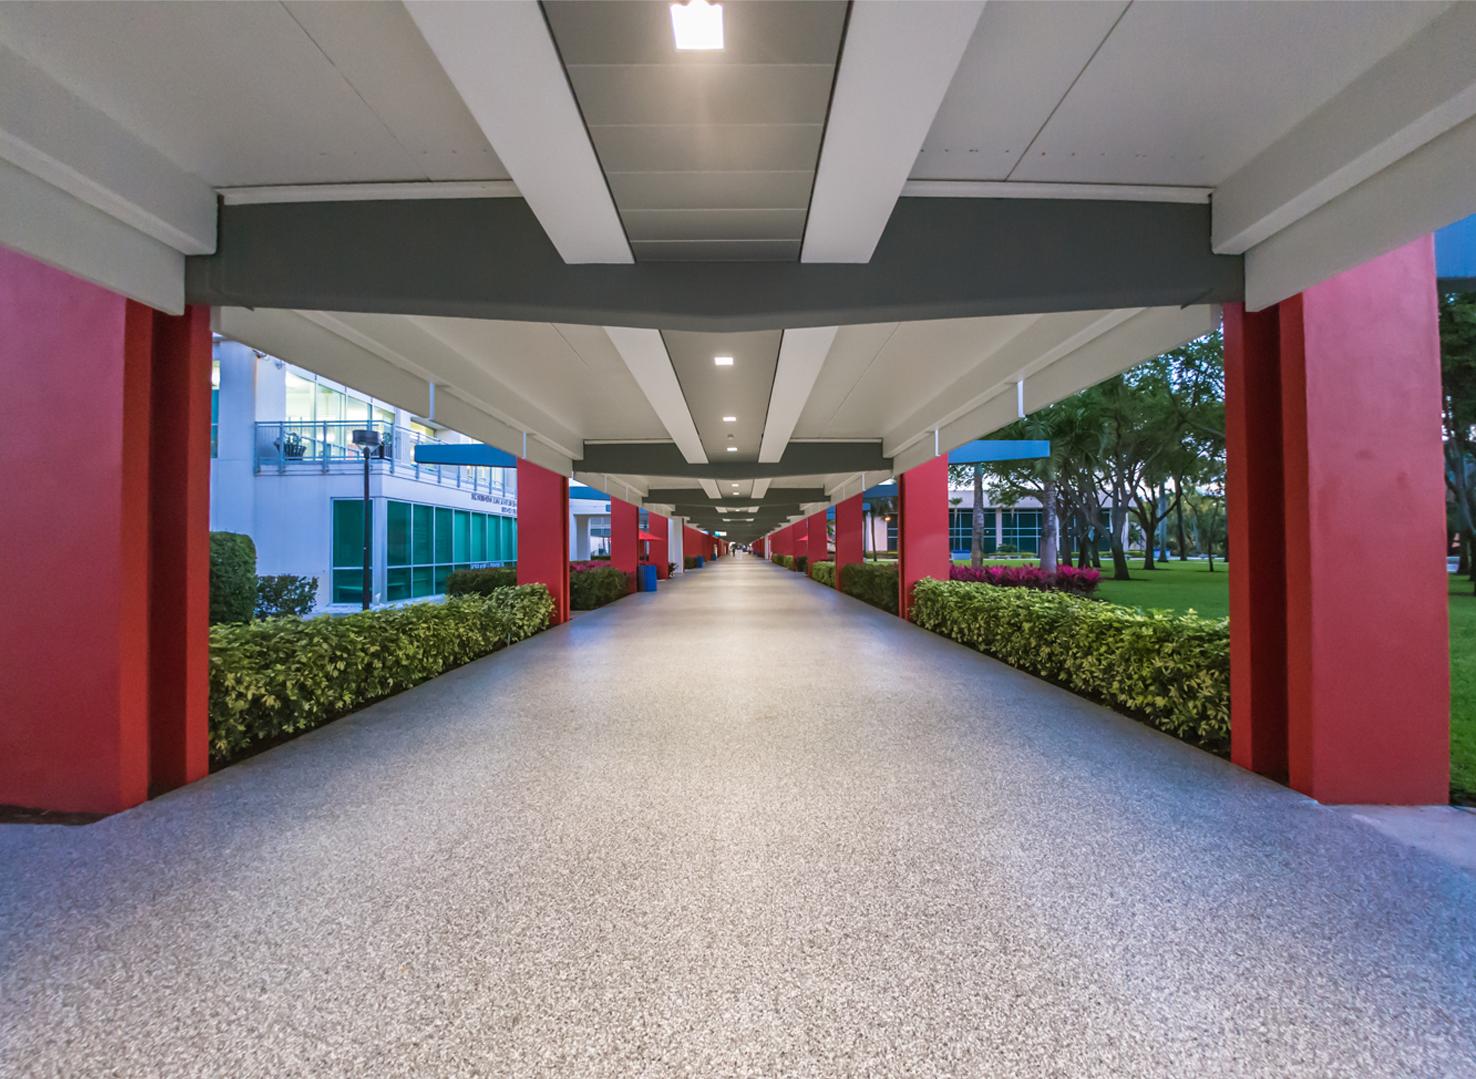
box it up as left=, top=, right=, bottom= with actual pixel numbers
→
left=1226, top=236, right=1448, bottom=804
left=610, top=497, right=638, bottom=592
left=808, top=511, right=829, bottom=566
left=516, top=459, right=570, bottom=624
left=898, top=454, right=950, bottom=620
left=648, top=511, right=670, bottom=579
left=793, top=520, right=808, bottom=569
left=0, top=247, right=210, bottom=814
left=834, top=494, right=863, bottom=590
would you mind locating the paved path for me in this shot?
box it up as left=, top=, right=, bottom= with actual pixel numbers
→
left=3, top=557, right=1475, bottom=1076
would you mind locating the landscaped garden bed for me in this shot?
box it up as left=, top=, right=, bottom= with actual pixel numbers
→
left=208, top=584, right=554, bottom=764
left=911, top=579, right=1228, bottom=750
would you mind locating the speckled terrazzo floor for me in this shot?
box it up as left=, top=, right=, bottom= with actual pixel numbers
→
left=2, top=557, right=1475, bottom=1077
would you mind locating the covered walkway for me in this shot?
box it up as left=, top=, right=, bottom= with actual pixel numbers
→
left=3, top=556, right=1474, bottom=1075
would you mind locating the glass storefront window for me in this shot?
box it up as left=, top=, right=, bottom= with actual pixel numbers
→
left=371, top=497, right=515, bottom=602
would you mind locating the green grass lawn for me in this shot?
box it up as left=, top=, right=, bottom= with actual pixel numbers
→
left=1076, top=558, right=1471, bottom=801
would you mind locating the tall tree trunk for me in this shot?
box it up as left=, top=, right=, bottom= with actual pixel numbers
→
left=1040, top=469, right=1058, bottom=574
left=1108, top=493, right=1131, bottom=580
left=1175, top=477, right=1189, bottom=560
left=971, top=465, right=985, bottom=569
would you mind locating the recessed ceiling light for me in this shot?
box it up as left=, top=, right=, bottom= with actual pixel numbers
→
left=722, top=415, right=737, bottom=423
left=713, top=355, right=734, bottom=367
left=726, top=446, right=738, bottom=452
left=671, top=0, right=723, bottom=50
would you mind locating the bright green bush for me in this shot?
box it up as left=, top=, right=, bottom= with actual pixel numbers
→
left=840, top=561, right=899, bottom=614
left=779, top=554, right=796, bottom=570
left=910, top=580, right=1229, bottom=747
left=570, top=565, right=630, bottom=610
left=208, top=585, right=554, bottom=762
left=446, top=566, right=518, bottom=596
left=210, top=532, right=257, bottom=624
left=255, top=575, right=317, bottom=619
left=810, top=560, right=836, bottom=586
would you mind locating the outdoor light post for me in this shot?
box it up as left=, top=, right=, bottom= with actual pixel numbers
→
left=351, top=428, right=381, bottom=611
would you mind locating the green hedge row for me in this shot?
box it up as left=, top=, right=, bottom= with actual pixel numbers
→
left=571, top=566, right=630, bottom=610
left=446, top=566, right=518, bottom=595
left=209, top=531, right=258, bottom=624
left=810, top=560, right=836, bottom=586
left=839, top=561, right=899, bottom=614
left=208, top=585, right=554, bottom=762
left=773, top=554, right=795, bottom=570
left=910, top=580, right=1229, bottom=747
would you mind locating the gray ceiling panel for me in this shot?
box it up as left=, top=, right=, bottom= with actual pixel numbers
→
left=632, top=240, right=803, bottom=262
left=620, top=209, right=807, bottom=243
left=543, top=1, right=847, bottom=64
left=543, top=0, right=847, bottom=261
left=661, top=329, right=782, bottom=460
left=607, top=171, right=815, bottom=211
left=566, top=65, right=836, bottom=126
left=587, top=124, right=825, bottom=173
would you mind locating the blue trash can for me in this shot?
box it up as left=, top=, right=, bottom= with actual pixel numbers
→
left=695, top=555, right=705, bottom=568
left=637, top=563, right=658, bottom=592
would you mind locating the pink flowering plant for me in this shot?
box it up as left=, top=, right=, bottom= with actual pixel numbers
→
left=948, top=563, right=1101, bottom=595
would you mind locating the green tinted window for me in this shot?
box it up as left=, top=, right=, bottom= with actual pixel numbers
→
left=332, top=500, right=369, bottom=568
left=471, top=514, right=487, bottom=562
left=434, top=507, right=453, bottom=563
left=387, top=500, right=411, bottom=566
left=412, top=504, right=434, bottom=563
left=453, top=510, right=471, bottom=562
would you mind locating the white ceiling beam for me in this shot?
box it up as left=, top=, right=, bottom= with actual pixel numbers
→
left=758, top=326, right=839, bottom=463
left=0, top=43, right=215, bottom=255
left=406, top=1, right=630, bottom=264
left=0, top=157, right=183, bottom=313
left=604, top=327, right=709, bottom=465
left=801, top=0, right=985, bottom=263
left=903, top=181, right=1210, bottom=204
left=889, top=305, right=1216, bottom=475
left=218, top=181, right=519, bottom=205
left=699, top=479, right=722, bottom=501
left=1245, top=114, right=1476, bottom=311
left=1214, top=3, right=1476, bottom=258
left=751, top=478, right=772, bottom=500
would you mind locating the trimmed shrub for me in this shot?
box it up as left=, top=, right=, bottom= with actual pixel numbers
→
left=911, top=580, right=1229, bottom=747
left=684, top=555, right=701, bottom=569
left=949, top=563, right=1101, bottom=595
left=210, top=532, right=257, bottom=624
left=255, top=575, right=318, bottom=619
left=446, top=566, right=519, bottom=596
left=777, top=554, right=796, bottom=570
left=810, top=560, right=836, bottom=587
left=794, top=554, right=808, bottom=574
left=208, top=585, right=554, bottom=762
left=570, top=564, right=631, bottom=609
left=839, top=561, right=898, bottom=614
left=771, top=554, right=784, bottom=566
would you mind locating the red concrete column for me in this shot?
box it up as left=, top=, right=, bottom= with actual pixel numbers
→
left=516, top=458, right=570, bottom=624
left=1227, top=237, right=1449, bottom=804
left=1225, top=301, right=1289, bottom=781
left=648, top=511, right=670, bottom=578
left=793, top=520, right=808, bottom=569
left=808, top=511, right=829, bottom=566
left=0, top=247, right=210, bottom=814
left=898, top=454, right=950, bottom=620
left=610, top=497, right=638, bottom=592
left=834, top=494, right=863, bottom=590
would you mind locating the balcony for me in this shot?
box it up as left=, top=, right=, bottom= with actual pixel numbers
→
left=253, top=421, right=511, bottom=497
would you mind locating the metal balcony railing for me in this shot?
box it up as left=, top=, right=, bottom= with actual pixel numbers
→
left=253, top=420, right=511, bottom=497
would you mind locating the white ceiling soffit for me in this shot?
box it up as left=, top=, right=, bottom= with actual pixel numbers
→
left=890, top=305, right=1216, bottom=474
left=700, top=479, right=723, bottom=501
left=902, top=180, right=1209, bottom=204
left=758, top=327, right=839, bottom=463
left=0, top=157, right=184, bottom=313
left=603, top=327, right=709, bottom=464
left=405, top=1, right=631, bottom=264
left=574, top=472, right=647, bottom=505
left=0, top=44, right=216, bottom=255
left=1215, top=2, right=1476, bottom=258
left=751, top=478, right=772, bottom=500
left=218, top=181, right=519, bottom=205
left=217, top=306, right=577, bottom=474
left=801, top=0, right=985, bottom=263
